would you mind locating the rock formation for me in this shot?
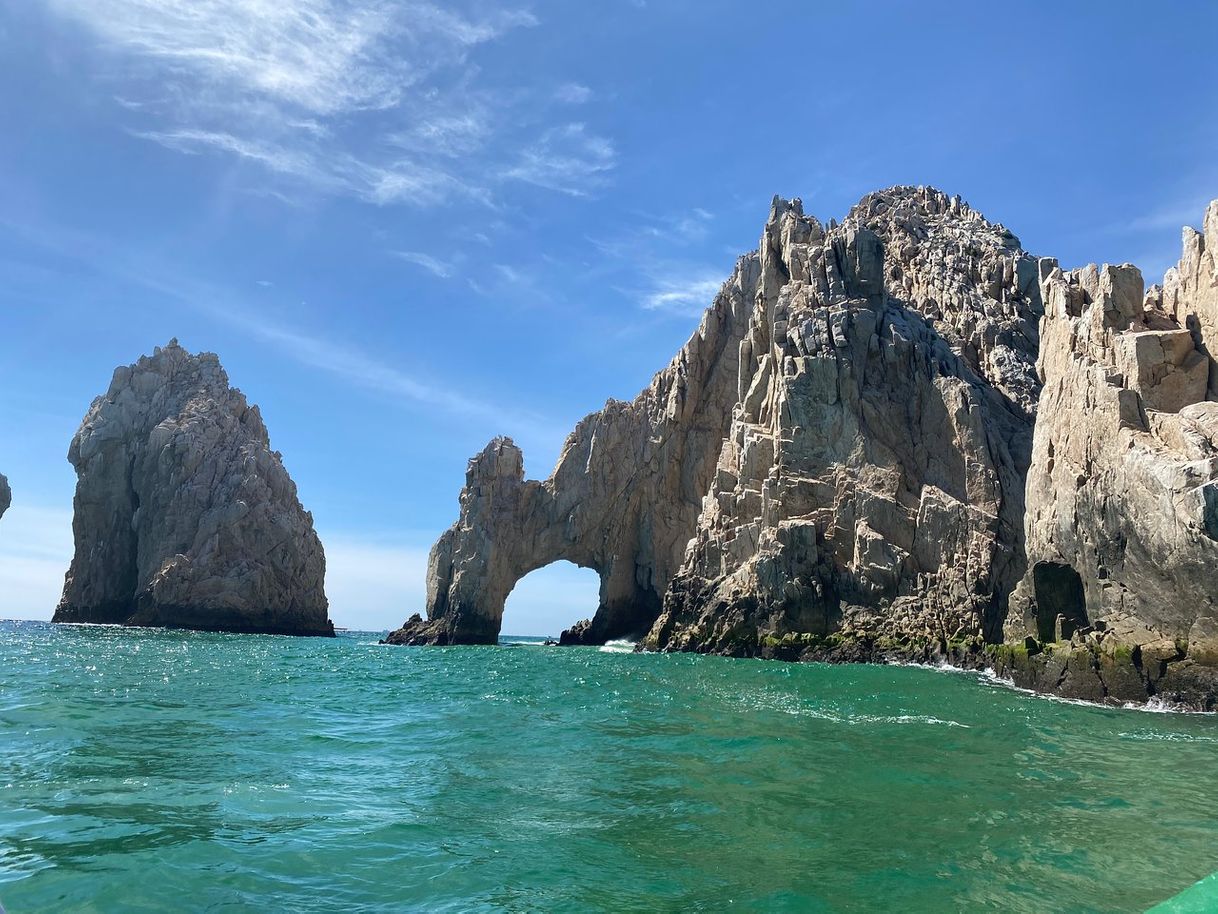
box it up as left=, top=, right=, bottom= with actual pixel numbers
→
left=0, top=473, right=10, bottom=521
left=387, top=187, right=1218, bottom=709
left=386, top=250, right=758, bottom=645
left=997, top=204, right=1218, bottom=706
left=643, top=188, right=1041, bottom=659
left=54, top=340, right=333, bottom=636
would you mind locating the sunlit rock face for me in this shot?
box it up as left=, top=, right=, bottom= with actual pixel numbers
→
left=998, top=203, right=1218, bottom=707
left=385, top=250, right=760, bottom=646
left=388, top=187, right=1042, bottom=651
left=54, top=340, right=332, bottom=637
left=644, top=188, right=1041, bottom=659
left=388, top=188, right=1218, bottom=709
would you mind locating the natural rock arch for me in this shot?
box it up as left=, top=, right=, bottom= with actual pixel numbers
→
left=501, top=560, right=603, bottom=638
left=384, top=235, right=763, bottom=647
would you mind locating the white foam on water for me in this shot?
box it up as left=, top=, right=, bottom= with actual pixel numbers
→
left=598, top=639, right=636, bottom=653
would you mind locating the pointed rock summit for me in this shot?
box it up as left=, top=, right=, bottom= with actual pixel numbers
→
left=54, top=340, right=332, bottom=636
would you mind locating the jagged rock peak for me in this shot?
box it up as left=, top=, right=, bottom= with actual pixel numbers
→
left=54, top=340, right=333, bottom=636
left=643, top=187, right=1041, bottom=661
left=386, top=186, right=1043, bottom=650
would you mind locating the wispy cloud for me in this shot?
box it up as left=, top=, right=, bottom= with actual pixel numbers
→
left=553, top=82, right=592, bottom=104
left=1110, top=195, right=1215, bottom=235
left=48, top=0, right=527, bottom=114
left=1092, top=187, right=1216, bottom=283
left=494, top=263, right=525, bottom=284
left=0, top=208, right=567, bottom=450
left=502, top=123, right=616, bottom=197
left=393, top=250, right=455, bottom=278
left=580, top=207, right=732, bottom=318
left=45, top=0, right=615, bottom=205
left=198, top=299, right=561, bottom=438
left=641, top=274, right=725, bottom=315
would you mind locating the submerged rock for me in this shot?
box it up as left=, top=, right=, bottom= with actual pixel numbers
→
left=54, top=340, right=333, bottom=637
left=388, top=188, right=1218, bottom=709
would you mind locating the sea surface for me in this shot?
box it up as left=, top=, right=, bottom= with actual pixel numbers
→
left=1, top=621, right=1216, bottom=913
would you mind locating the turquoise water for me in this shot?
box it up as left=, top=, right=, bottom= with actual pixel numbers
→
left=1, top=622, right=1216, bottom=912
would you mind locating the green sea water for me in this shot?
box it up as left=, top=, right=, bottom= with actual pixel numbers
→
left=1, top=621, right=1216, bottom=913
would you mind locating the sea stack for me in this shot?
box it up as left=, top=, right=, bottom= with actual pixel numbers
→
left=387, top=187, right=1218, bottom=709
left=54, top=340, right=333, bottom=636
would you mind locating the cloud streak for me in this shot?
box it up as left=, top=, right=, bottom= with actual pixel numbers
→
left=641, top=274, right=725, bottom=315
left=46, top=0, right=616, bottom=205
left=502, top=123, right=617, bottom=197
left=393, top=250, right=454, bottom=278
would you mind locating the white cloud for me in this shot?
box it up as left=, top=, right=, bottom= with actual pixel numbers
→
left=553, top=82, right=592, bottom=104
left=213, top=306, right=558, bottom=437
left=642, top=274, right=724, bottom=315
left=134, top=127, right=482, bottom=207
left=1114, top=196, right=1214, bottom=235
left=136, top=128, right=322, bottom=179
left=47, top=0, right=527, bottom=115
left=393, top=250, right=454, bottom=278
left=502, top=123, right=617, bottom=197
left=494, top=263, right=524, bottom=284
left=45, top=0, right=618, bottom=205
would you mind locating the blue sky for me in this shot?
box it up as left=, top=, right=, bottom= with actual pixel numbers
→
left=1, top=1, right=1216, bottom=634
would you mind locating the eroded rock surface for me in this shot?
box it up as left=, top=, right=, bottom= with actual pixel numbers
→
left=386, top=252, right=759, bottom=645
left=644, top=188, right=1041, bottom=660
left=54, top=340, right=332, bottom=636
left=999, top=206, right=1218, bottom=707
left=388, top=187, right=1218, bottom=709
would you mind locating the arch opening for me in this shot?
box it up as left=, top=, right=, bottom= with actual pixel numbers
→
left=501, top=561, right=602, bottom=641
left=1032, top=561, right=1088, bottom=642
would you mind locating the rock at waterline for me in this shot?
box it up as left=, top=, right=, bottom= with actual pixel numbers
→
left=54, top=339, right=333, bottom=637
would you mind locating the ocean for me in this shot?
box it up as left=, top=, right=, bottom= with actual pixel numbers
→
left=1, top=621, right=1215, bottom=912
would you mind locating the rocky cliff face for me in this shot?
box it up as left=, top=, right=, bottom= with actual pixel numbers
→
left=388, top=187, right=1218, bottom=709
left=643, top=188, right=1041, bottom=660
left=997, top=205, right=1218, bottom=707
left=54, top=340, right=332, bottom=636
left=0, top=474, right=10, bottom=521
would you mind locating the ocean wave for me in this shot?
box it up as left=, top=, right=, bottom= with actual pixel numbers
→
left=598, top=640, right=636, bottom=654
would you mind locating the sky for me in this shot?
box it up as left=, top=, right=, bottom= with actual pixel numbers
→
left=1, top=1, right=1216, bottom=635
